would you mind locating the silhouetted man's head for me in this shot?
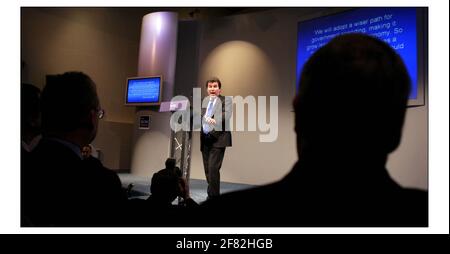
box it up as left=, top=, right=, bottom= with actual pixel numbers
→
left=165, top=158, right=182, bottom=177
left=41, top=72, right=100, bottom=146
left=295, top=34, right=410, bottom=157
left=165, top=158, right=176, bottom=169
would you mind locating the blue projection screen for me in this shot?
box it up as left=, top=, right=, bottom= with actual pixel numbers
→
left=126, top=76, right=162, bottom=105
left=296, top=7, right=419, bottom=100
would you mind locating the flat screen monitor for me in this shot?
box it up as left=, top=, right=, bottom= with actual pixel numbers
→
left=296, top=7, right=427, bottom=106
left=125, top=76, right=163, bottom=106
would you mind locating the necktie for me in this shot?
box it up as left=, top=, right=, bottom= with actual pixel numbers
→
left=203, top=99, right=215, bottom=134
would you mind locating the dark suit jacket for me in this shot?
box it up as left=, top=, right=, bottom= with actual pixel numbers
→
left=200, top=95, right=232, bottom=150
left=22, top=138, right=126, bottom=226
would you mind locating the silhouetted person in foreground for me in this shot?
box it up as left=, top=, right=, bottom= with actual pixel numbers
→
left=201, top=34, right=428, bottom=227
left=21, top=83, right=41, bottom=153
left=22, top=72, right=127, bottom=226
left=137, top=159, right=198, bottom=226
left=20, top=83, right=42, bottom=226
left=147, top=167, right=183, bottom=206
left=81, top=143, right=128, bottom=208
left=162, top=157, right=182, bottom=178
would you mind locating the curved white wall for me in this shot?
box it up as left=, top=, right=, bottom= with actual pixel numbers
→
left=131, top=12, right=178, bottom=176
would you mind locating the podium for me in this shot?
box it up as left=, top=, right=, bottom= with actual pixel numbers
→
left=159, top=100, right=192, bottom=181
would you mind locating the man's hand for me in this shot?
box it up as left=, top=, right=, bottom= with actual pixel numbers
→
left=205, top=117, right=216, bottom=125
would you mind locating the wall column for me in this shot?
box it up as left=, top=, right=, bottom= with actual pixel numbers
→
left=131, top=12, right=178, bottom=176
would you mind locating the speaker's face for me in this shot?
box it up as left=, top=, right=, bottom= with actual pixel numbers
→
left=207, top=82, right=221, bottom=97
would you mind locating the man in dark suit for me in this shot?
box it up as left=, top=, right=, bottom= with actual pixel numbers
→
left=201, top=34, right=427, bottom=227
left=22, top=72, right=126, bottom=226
left=200, top=78, right=232, bottom=199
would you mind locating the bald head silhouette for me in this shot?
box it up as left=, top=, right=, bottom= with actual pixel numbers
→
left=295, top=34, right=410, bottom=171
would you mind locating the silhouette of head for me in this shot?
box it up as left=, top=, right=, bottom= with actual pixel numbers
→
left=150, top=168, right=181, bottom=204
left=165, top=158, right=176, bottom=169
left=295, top=34, right=410, bottom=158
left=165, top=158, right=182, bottom=177
left=41, top=72, right=100, bottom=144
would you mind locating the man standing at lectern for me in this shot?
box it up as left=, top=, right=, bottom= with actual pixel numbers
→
left=201, top=78, right=232, bottom=200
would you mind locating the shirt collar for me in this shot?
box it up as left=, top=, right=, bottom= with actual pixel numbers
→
left=22, top=135, right=42, bottom=152
left=209, top=96, right=218, bottom=105
left=46, top=137, right=83, bottom=159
